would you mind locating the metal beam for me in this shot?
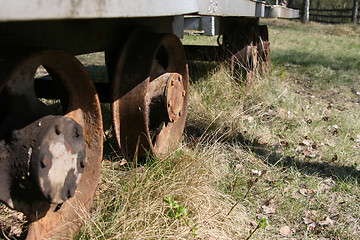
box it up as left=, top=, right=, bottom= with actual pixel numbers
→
left=184, top=16, right=220, bottom=36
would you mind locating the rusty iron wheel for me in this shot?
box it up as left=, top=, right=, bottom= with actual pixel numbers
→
left=112, top=32, right=189, bottom=158
left=0, top=50, right=103, bottom=239
left=256, top=25, right=271, bottom=73
left=230, top=44, right=258, bottom=83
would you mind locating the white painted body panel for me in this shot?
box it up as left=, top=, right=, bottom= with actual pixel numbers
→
left=268, top=5, right=300, bottom=19
left=0, top=0, right=264, bottom=22
left=198, top=0, right=264, bottom=17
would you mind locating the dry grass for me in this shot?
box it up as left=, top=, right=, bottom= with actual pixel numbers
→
left=1, top=19, right=359, bottom=240
left=76, top=146, right=249, bottom=240
left=79, top=19, right=360, bottom=239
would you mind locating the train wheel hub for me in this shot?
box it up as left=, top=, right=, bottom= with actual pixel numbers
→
left=165, top=73, right=184, bottom=123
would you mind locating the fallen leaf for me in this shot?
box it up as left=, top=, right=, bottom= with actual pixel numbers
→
left=319, top=217, right=334, bottom=227
left=262, top=198, right=277, bottom=213
left=302, top=139, right=312, bottom=146
left=304, top=210, right=317, bottom=218
left=102, top=160, right=111, bottom=165
left=280, top=226, right=291, bottom=237
left=303, top=149, right=317, bottom=158
left=112, top=159, right=128, bottom=169
left=325, top=140, right=335, bottom=147
left=322, top=178, right=336, bottom=190
left=328, top=125, right=339, bottom=134
left=119, top=158, right=127, bottom=166
left=262, top=205, right=276, bottom=214
left=302, top=150, right=311, bottom=156
left=295, top=146, right=303, bottom=153
left=263, top=198, right=275, bottom=206
left=356, top=134, right=360, bottom=143
left=307, top=222, right=317, bottom=231
left=246, top=116, right=254, bottom=123
left=251, top=169, right=267, bottom=177
left=303, top=217, right=314, bottom=225
left=299, top=188, right=312, bottom=196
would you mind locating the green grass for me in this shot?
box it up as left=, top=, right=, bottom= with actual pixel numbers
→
left=1, top=18, right=359, bottom=240
left=74, top=19, right=360, bottom=239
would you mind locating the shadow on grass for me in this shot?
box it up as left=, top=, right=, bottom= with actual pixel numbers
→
left=185, top=120, right=360, bottom=185
left=272, top=49, right=360, bottom=73
left=188, top=61, right=221, bottom=84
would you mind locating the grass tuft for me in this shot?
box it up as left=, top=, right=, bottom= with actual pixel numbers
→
left=79, top=19, right=360, bottom=240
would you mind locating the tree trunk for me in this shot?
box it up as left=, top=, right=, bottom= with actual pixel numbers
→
left=302, top=0, right=310, bottom=23
left=352, top=0, right=359, bottom=24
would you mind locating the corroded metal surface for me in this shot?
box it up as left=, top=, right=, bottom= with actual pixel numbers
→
left=165, top=73, right=185, bottom=123
left=0, top=50, right=103, bottom=239
left=112, top=32, right=189, bottom=158
left=222, top=18, right=270, bottom=82
left=0, top=115, right=86, bottom=211
left=230, top=44, right=258, bottom=83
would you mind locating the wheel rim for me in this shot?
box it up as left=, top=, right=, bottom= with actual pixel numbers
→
left=112, top=32, right=189, bottom=158
left=0, top=50, right=103, bottom=239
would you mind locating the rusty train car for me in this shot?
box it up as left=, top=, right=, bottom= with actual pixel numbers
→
left=0, top=1, right=297, bottom=239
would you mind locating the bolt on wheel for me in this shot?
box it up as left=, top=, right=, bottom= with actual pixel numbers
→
left=0, top=50, right=103, bottom=239
left=112, top=32, right=189, bottom=159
